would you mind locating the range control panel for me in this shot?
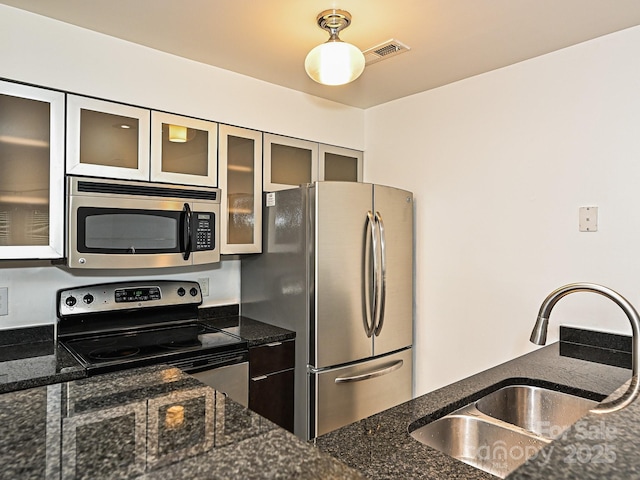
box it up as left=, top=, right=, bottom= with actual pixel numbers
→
left=58, top=280, right=202, bottom=317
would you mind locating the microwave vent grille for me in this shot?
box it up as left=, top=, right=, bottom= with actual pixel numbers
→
left=77, top=180, right=218, bottom=201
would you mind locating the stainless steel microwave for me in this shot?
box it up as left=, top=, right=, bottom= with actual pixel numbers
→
left=67, top=176, right=220, bottom=269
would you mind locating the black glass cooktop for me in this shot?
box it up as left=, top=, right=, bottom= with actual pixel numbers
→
left=61, top=322, right=246, bottom=371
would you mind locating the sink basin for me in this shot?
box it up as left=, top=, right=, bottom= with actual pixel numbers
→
left=410, top=414, right=549, bottom=478
left=475, top=385, right=598, bottom=439
left=409, top=384, right=600, bottom=478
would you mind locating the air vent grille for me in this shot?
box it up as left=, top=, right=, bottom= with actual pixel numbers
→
left=363, top=39, right=410, bottom=65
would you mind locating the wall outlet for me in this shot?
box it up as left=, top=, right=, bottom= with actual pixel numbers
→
left=198, top=278, right=209, bottom=297
left=0, top=287, right=7, bottom=316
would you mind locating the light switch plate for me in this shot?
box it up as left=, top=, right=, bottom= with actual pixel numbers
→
left=0, top=287, right=7, bottom=316
left=579, top=206, right=598, bottom=232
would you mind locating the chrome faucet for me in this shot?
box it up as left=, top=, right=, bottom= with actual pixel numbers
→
left=530, top=282, right=640, bottom=413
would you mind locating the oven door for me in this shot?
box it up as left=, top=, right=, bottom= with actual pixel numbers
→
left=188, top=362, right=249, bottom=408
left=170, top=352, right=249, bottom=407
left=67, top=178, right=220, bottom=269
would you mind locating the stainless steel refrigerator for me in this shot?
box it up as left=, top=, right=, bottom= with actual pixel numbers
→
left=241, top=182, right=414, bottom=440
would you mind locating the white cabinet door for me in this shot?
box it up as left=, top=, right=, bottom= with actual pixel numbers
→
left=318, top=144, right=363, bottom=182
left=0, top=80, right=65, bottom=258
left=66, top=95, right=150, bottom=181
left=150, top=111, right=218, bottom=187
left=263, top=133, right=318, bottom=191
left=218, top=125, right=262, bottom=254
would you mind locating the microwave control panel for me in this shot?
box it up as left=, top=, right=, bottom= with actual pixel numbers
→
left=194, top=212, right=214, bottom=251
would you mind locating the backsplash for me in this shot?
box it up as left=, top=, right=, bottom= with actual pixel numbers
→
left=560, top=326, right=632, bottom=370
left=0, top=258, right=240, bottom=330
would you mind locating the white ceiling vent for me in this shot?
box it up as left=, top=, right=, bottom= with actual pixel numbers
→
left=363, top=39, right=410, bottom=66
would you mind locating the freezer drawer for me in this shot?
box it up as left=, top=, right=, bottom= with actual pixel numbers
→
left=310, top=348, right=412, bottom=438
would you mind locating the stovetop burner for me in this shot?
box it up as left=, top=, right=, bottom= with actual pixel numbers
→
left=88, top=347, right=141, bottom=360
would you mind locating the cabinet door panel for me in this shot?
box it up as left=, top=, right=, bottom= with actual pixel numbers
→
left=319, top=144, right=363, bottom=182
left=150, top=111, right=217, bottom=187
left=218, top=125, right=262, bottom=253
left=264, top=134, right=318, bottom=191
left=249, top=369, right=294, bottom=432
left=66, top=95, right=150, bottom=180
left=0, top=80, right=64, bottom=258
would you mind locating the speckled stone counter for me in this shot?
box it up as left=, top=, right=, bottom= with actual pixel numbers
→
left=199, top=305, right=295, bottom=347
left=0, top=306, right=293, bottom=394
left=0, top=325, right=86, bottom=394
left=0, top=364, right=363, bottom=479
left=314, top=330, right=634, bottom=479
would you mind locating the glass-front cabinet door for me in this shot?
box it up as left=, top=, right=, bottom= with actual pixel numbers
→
left=319, top=144, right=363, bottom=182
left=0, top=80, right=64, bottom=259
left=263, top=133, right=318, bottom=191
left=218, top=125, right=262, bottom=254
left=66, top=95, right=150, bottom=181
left=150, top=111, right=218, bottom=187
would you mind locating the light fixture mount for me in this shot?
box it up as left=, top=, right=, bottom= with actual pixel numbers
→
left=317, top=9, right=351, bottom=38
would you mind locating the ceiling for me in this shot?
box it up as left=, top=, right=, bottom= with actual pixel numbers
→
left=4, top=0, right=640, bottom=109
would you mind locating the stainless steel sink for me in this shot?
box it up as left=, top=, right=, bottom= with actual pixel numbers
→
left=410, top=413, right=550, bottom=478
left=475, top=385, right=598, bottom=439
left=409, top=384, right=599, bottom=478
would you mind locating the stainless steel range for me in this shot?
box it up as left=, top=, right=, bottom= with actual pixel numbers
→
left=57, top=280, right=249, bottom=405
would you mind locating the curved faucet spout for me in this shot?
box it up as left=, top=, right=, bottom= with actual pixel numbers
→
left=530, top=282, right=640, bottom=413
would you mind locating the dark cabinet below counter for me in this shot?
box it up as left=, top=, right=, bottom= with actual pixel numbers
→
left=249, top=339, right=294, bottom=433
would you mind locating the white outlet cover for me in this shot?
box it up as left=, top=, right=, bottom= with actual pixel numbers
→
left=579, top=206, right=598, bottom=232
left=198, top=278, right=209, bottom=296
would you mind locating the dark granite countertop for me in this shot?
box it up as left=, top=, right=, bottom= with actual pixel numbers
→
left=0, top=305, right=294, bottom=394
left=314, top=328, right=635, bottom=479
left=0, top=325, right=86, bottom=394
left=0, top=364, right=363, bottom=479
left=199, top=305, right=296, bottom=347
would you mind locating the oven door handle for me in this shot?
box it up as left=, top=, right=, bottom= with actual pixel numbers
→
left=181, top=203, right=192, bottom=261
left=170, top=352, right=248, bottom=373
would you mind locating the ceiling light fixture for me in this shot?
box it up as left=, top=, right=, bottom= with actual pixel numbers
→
left=304, top=9, right=365, bottom=86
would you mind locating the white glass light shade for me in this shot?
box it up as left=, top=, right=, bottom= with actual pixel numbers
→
left=168, top=124, right=187, bottom=143
left=305, top=40, right=365, bottom=86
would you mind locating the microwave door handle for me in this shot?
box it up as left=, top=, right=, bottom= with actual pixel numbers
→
left=182, top=203, right=192, bottom=260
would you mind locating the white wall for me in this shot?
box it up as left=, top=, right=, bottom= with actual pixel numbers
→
left=0, top=5, right=364, bottom=330
left=365, top=26, right=640, bottom=396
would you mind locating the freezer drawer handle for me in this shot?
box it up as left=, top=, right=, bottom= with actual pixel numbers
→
left=334, top=359, right=403, bottom=384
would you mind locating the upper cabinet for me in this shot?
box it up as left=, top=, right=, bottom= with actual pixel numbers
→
left=0, top=80, right=65, bottom=259
left=67, top=95, right=217, bottom=186
left=263, top=134, right=318, bottom=192
left=319, top=144, right=363, bottom=183
left=66, top=95, right=150, bottom=181
left=218, top=125, right=263, bottom=254
left=150, top=111, right=217, bottom=187
left=264, top=133, right=363, bottom=191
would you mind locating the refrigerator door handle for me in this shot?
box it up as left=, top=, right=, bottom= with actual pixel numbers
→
left=334, top=359, right=403, bottom=383
left=374, top=211, right=387, bottom=336
left=365, top=211, right=378, bottom=337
